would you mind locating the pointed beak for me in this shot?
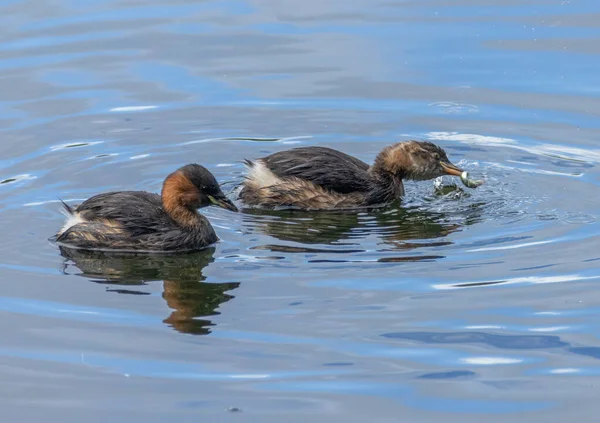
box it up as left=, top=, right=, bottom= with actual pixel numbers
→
left=208, top=194, right=239, bottom=212
left=440, top=161, right=464, bottom=177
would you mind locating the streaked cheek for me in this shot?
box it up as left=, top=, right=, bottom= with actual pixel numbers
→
left=416, top=163, right=431, bottom=179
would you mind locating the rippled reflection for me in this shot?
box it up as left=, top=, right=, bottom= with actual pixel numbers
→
left=58, top=246, right=239, bottom=335
left=242, top=205, right=466, bottom=251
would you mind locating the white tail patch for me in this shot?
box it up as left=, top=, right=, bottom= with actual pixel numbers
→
left=59, top=210, right=86, bottom=234
left=245, top=160, right=282, bottom=188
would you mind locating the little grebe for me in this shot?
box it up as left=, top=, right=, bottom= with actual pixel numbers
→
left=52, top=164, right=238, bottom=252
left=239, top=141, right=466, bottom=210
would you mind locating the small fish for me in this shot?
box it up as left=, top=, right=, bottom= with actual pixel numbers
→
left=460, top=171, right=484, bottom=188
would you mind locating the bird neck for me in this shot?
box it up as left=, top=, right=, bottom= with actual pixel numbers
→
left=165, top=202, right=201, bottom=229
left=367, top=166, right=405, bottom=204
left=370, top=143, right=412, bottom=179
left=162, top=176, right=201, bottom=229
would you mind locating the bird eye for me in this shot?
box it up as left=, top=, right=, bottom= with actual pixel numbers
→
left=434, top=153, right=440, bottom=160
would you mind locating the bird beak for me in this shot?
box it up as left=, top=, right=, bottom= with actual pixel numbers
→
left=440, top=161, right=464, bottom=177
left=208, top=194, right=239, bottom=212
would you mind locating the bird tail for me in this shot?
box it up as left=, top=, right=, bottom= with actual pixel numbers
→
left=57, top=197, right=74, bottom=216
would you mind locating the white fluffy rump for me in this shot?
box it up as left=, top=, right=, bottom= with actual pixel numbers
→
left=245, top=160, right=282, bottom=188
left=59, top=209, right=85, bottom=234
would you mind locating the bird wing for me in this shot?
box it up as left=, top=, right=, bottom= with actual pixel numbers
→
left=74, top=191, right=171, bottom=236
left=261, top=146, right=372, bottom=194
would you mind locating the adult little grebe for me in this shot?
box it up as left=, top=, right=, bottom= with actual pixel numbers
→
left=52, top=164, right=238, bottom=252
left=239, top=141, right=467, bottom=210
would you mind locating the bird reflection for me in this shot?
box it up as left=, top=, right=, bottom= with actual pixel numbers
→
left=243, top=204, right=466, bottom=249
left=58, top=246, right=239, bottom=335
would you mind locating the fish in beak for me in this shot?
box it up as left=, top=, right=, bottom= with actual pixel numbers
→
left=440, top=161, right=484, bottom=188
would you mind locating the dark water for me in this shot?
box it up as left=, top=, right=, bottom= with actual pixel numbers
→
left=1, top=0, right=600, bottom=421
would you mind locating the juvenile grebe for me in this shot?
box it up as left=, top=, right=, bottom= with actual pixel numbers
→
left=239, top=141, right=468, bottom=210
left=52, top=163, right=238, bottom=252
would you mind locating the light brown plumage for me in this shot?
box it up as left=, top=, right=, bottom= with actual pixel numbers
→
left=239, top=141, right=465, bottom=210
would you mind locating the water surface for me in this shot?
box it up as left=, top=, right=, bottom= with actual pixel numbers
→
left=1, top=0, right=600, bottom=421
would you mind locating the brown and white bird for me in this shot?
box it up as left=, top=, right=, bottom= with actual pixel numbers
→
left=238, top=141, right=466, bottom=210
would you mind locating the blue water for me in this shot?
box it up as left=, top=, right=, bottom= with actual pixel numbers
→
left=1, top=0, right=600, bottom=421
